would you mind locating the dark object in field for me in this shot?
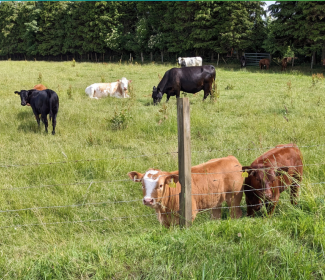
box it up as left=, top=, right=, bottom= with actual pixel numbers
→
left=281, top=58, right=288, bottom=71
left=128, top=156, right=244, bottom=228
left=242, top=144, right=303, bottom=216
left=152, top=65, right=216, bottom=104
left=14, top=89, right=59, bottom=135
left=259, top=58, right=270, bottom=70
left=240, top=56, right=246, bottom=68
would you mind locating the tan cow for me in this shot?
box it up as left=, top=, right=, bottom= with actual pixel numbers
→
left=128, top=156, right=244, bottom=228
left=85, top=77, right=131, bottom=99
left=33, top=84, right=47, bottom=91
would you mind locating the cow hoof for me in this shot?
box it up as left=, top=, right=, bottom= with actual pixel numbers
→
left=52, top=131, right=55, bottom=135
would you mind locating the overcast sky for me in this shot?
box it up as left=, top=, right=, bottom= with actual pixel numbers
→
left=264, top=1, right=276, bottom=15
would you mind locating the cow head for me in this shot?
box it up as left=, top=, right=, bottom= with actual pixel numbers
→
left=14, top=90, right=33, bottom=106
left=152, top=86, right=163, bottom=105
left=118, top=77, right=132, bottom=91
left=128, top=169, right=179, bottom=209
left=242, top=166, right=289, bottom=200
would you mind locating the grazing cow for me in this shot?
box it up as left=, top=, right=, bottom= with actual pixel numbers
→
left=240, top=56, right=246, bottom=68
left=281, top=58, right=288, bottom=71
left=152, top=65, right=215, bottom=104
left=259, top=58, right=270, bottom=70
left=242, top=144, right=303, bottom=216
left=33, top=84, right=47, bottom=91
left=85, top=77, right=132, bottom=99
left=14, top=89, right=59, bottom=135
left=128, top=156, right=244, bottom=228
left=178, top=57, right=202, bottom=67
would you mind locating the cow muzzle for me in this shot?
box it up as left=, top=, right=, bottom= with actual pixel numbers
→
left=143, top=198, right=155, bottom=206
left=21, top=102, right=27, bottom=106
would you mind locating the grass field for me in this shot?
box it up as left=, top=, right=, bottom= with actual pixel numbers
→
left=1, top=60, right=325, bottom=279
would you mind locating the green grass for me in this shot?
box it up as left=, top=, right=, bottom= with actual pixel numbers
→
left=1, top=60, right=325, bottom=279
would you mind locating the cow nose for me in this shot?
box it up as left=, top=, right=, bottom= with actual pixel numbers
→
left=21, top=102, right=26, bottom=106
left=143, top=198, right=154, bottom=205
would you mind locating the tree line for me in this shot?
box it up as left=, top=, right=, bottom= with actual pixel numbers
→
left=0, top=1, right=324, bottom=65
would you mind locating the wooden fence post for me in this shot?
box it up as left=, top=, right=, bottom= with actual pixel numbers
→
left=177, top=98, right=192, bottom=228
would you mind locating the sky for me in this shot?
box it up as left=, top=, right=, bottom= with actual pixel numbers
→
left=264, top=1, right=276, bottom=15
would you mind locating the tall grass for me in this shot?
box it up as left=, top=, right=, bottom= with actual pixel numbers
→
left=1, top=61, right=325, bottom=279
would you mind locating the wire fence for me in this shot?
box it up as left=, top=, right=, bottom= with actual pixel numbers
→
left=1, top=142, right=324, bottom=169
left=1, top=143, right=325, bottom=230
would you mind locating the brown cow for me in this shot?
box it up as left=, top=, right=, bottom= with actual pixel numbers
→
left=281, top=58, right=288, bottom=71
left=259, top=58, right=270, bottom=70
left=33, top=84, right=47, bottom=91
left=128, top=156, right=244, bottom=227
left=242, top=144, right=303, bottom=216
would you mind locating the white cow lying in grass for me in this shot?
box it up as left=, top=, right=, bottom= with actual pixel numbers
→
left=85, top=77, right=132, bottom=99
left=178, top=57, right=202, bottom=67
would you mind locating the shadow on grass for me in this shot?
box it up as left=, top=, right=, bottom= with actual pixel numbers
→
left=17, top=120, right=42, bottom=134
left=16, top=110, right=33, bottom=121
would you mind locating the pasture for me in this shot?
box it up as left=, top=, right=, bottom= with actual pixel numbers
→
left=1, top=60, right=325, bottom=279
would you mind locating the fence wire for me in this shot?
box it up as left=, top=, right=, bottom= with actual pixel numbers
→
left=1, top=143, right=325, bottom=169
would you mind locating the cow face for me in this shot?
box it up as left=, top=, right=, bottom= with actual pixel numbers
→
left=243, top=166, right=289, bottom=200
left=128, top=169, right=178, bottom=209
left=152, top=86, right=163, bottom=104
left=14, top=90, right=31, bottom=106
left=118, top=77, right=132, bottom=91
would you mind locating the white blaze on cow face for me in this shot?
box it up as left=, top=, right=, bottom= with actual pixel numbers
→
left=142, top=170, right=161, bottom=206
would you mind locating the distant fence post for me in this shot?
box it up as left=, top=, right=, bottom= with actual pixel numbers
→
left=177, top=98, right=192, bottom=228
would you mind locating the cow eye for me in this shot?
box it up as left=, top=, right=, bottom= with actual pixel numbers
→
left=142, top=185, right=145, bottom=189
left=159, top=184, right=163, bottom=188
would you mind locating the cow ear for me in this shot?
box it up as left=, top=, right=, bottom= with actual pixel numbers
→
left=275, top=167, right=289, bottom=176
left=127, top=171, right=144, bottom=182
left=14, top=91, right=20, bottom=94
left=129, top=80, right=132, bottom=83
left=164, top=174, right=179, bottom=186
left=117, top=80, right=120, bottom=82
left=242, top=166, right=254, bottom=175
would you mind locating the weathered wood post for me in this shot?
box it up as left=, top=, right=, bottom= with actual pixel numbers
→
left=177, top=98, right=192, bottom=228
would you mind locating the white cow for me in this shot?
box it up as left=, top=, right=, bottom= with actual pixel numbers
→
left=178, top=57, right=202, bottom=67
left=85, top=77, right=132, bottom=99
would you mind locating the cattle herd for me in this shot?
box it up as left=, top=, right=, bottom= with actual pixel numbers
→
left=129, top=144, right=303, bottom=228
left=13, top=57, right=301, bottom=227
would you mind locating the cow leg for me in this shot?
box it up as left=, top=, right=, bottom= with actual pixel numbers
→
left=41, top=114, right=48, bottom=133
left=211, top=206, right=222, bottom=219
left=34, top=114, right=40, bottom=127
left=51, top=113, right=57, bottom=135
left=226, top=196, right=242, bottom=219
left=203, top=83, right=211, bottom=100
left=290, top=173, right=301, bottom=205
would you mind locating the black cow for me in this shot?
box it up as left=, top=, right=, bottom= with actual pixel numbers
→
left=240, top=56, right=246, bottom=68
left=152, top=65, right=216, bottom=104
left=14, top=89, right=59, bottom=135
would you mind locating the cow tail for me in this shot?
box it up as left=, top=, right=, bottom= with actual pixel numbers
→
left=47, top=90, right=53, bottom=121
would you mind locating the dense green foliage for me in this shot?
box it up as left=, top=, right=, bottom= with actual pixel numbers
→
left=1, top=60, right=325, bottom=278
left=0, top=1, right=268, bottom=61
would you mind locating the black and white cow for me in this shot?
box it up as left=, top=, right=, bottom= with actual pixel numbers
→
left=152, top=65, right=216, bottom=104
left=15, top=89, right=59, bottom=135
